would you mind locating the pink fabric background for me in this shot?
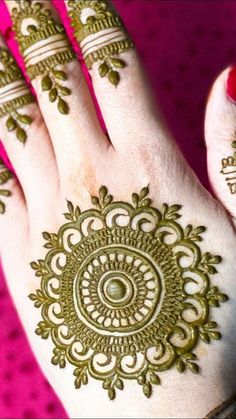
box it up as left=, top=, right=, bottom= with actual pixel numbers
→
left=0, top=1, right=236, bottom=417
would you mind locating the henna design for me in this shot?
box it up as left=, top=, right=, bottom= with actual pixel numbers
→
left=0, top=48, right=34, bottom=143
left=11, top=0, right=76, bottom=114
left=30, top=186, right=228, bottom=399
left=0, top=159, right=12, bottom=213
left=68, top=0, right=134, bottom=86
left=221, top=140, right=236, bottom=194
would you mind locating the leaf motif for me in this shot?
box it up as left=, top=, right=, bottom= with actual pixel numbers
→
left=137, top=374, right=146, bottom=385
left=181, top=352, right=197, bottom=361
left=18, top=114, right=32, bottom=125
left=52, top=70, right=67, bottom=80
left=58, top=86, right=71, bottom=96
left=210, top=255, right=222, bottom=264
left=162, top=203, right=168, bottom=217
left=82, top=373, right=88, bottom=385
left=108, top=388, right=116, bottom=400
left=67, top=201, right=74, bottom=214
left=199, top=332, right=210, bottom=344
left=114, top=378, right=123, bottom=390
left=207, top=265, right=217, bottom=274
left=58, top=98, right=69, bottom=115
left=42, top=231, right=51, bottom=240
left=75, top=377, right=81, bottom=389
left=143, top=382, right=152, bottom=398
left=6, top=116, right=17, bottom=132
left=209, top=331, right=221, bottom=340
left=75, top=206, right=81, bottom=219
left=204, top=321, right=217, bottom=329
left=132, top=193, right=139, bottom=207
left=0, top=202, right=5, bottom=214
left=91, top=196, right=100, bottom=207
left=99, top=62, right=109, bottom=77
left=30, top=261, right=40, bottom=270
left=64, top=213, right=73, bottom=221
left=150, top=373, right=160, bottom=385
left=41, top=75, right=52, bottom=91
left=177, top=358, right=185, bottom=373
left=109, top=58, right=126, bottom=68
left=139, top=186, right=149, bottom=200
left=16, top=127, right=27, bottom=143
left=184, top=224, right=193, bottom=236
left=188, top=362, right=199, bottom=374
left=59, top=359, right=66, bottom=369
left=168, top=204, right=182, bottom=214
left=193, top=226, right=206, bottom=235
left=102, top=380, right=111, bottom=390
left=108, top=70, right=120, bottom=86
left=49, top=88, right=58, bottom=102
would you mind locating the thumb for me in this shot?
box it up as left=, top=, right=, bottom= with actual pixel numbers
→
left=205, top=67, right=236, bottom=220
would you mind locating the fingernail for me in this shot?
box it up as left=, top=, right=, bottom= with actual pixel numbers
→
left=226, top=67, right=236, bottom=103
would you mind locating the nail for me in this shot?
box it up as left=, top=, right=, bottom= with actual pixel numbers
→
left=226, top=67, right=236, bottom=103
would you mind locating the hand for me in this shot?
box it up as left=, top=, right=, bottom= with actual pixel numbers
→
left=0, top=1, right=236, bottom=418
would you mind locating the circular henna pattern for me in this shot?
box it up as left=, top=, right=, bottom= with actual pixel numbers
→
left=30, top=186, right=228, bottom=399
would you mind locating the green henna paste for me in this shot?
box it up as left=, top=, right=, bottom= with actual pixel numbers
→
left=11, top=0, right=76, bottom=114
left=68, top=0, right=134, bottom=86
left=0, top=48, right=34, bottom=143
left=30, top=186, right=228, bottom=400
left=0, top=159, right=13, bottom=213
left=221, top=140, right=236, bottom=194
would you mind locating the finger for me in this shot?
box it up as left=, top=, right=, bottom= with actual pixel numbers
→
left=205, top=67, right=236, bottom=221
left=0, top=39, right=59, bottom=228
left=0, top=158, right=28, bottom=247
left=66, top=0, right=167, bottom=150
left=5, top=0, right=109, bottom=180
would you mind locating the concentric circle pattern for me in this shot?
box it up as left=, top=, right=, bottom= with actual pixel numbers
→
left=30, top=186, right=228, bottom=399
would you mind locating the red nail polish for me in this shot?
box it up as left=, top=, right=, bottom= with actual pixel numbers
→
left=226, top=67, right=236, bottom=103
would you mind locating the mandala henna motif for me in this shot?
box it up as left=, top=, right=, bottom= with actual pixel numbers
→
left=68, top=0, right=134, bottom=86
left=11, top=0, right=76, bottom=114
left=0, top=47, right=34, bottom=143
left=221, top=140, right=236, bottom=194
left=0, top=159, right=13, bottom=213
left=30, top=186, right=229, bottom=399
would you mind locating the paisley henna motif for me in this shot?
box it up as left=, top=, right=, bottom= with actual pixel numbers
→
left=30, top=186, right=228, bottom=399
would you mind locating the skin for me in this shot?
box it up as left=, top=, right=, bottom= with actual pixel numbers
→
left=0, top=1, right=236, bottom=418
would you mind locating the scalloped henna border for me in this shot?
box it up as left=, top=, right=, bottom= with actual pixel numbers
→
left=29, top=186, right=229, bottom=399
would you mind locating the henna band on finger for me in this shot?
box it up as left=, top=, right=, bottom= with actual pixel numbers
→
left=30, top=186, right=228, bottom=400
left=68, top=0, right=134, bottom=86
left=0, top=48, right=34, bottom=143
left=11, top=0, right=76, bottom=115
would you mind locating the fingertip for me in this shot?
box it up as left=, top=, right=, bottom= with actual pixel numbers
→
left=205, top=66, right=236, bottom=220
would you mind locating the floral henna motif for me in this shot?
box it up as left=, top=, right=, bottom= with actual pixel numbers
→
left=11, top=0, right=76, bottom=115
left=30, top=186, right=228, bottom=399
left=221, top=140, right=236, bottom=194
left=0, top=48, right=34, bottom=143
left=68, top=0, right=134, bottom=86
left=0, top=159, right=12, bottom=213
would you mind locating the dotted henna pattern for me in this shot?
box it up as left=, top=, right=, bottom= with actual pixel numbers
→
left=30, top=186, right=228, bottom=399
